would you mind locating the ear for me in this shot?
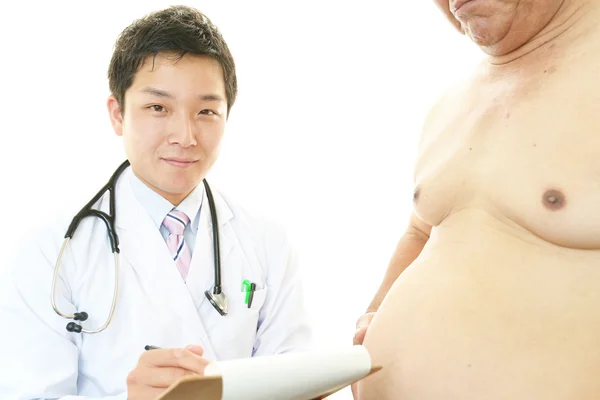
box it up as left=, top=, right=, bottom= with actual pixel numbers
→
left=107, top=95, right=124, bottom=137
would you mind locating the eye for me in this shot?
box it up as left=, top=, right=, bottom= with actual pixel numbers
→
left=199, top=109, right=218, bottom=116
left=149, top=105, right=166, bottom=112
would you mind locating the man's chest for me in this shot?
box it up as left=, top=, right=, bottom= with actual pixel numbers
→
left=413, top=79, right=600, bottom=248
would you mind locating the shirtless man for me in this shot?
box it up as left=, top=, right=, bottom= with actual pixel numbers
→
left=354, top=0, right=600, bottom=398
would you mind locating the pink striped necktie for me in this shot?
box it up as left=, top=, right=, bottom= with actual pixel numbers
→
left=162, top=210, right=192, bottom=280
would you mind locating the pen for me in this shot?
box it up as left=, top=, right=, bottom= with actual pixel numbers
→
left=144, top=345, right=161, bottom=351
left=242, top=280, right=252, bottom=304
left=247, top=283, right=256, bottom=308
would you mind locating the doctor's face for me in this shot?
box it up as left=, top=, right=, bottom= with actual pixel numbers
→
left=108, top=53, right=228, bottom=205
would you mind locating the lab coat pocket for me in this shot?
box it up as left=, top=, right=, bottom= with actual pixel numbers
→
left=246, top=286, right=268, bottom=311
left=204, top=285, right=268, bottom=360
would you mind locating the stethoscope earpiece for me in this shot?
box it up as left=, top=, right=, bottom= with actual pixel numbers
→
left=74, top=312, right=88, bottom=321
left=66, top=322, right=83, bottom=333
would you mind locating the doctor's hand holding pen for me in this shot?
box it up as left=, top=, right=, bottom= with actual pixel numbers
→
left=126, top=344, right=210, bottom=400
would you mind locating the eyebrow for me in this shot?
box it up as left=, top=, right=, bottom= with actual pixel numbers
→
left=140, top=87, right=225, bottom=102
left=141, top=87, right=173, bottom=98
left=200, top=94, right=226, bottom=102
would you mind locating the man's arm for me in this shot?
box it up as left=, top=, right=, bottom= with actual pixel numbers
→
left=0, top=226, right=127, bottom=400
left=353, top=212, right=431, bottom=347
left=361, top=88, right=446, bottom=315
left=366, top=212, right=432, bottom=313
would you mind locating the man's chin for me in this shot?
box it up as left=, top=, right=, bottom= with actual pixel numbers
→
left=163, top=184, right=196, bottom=196
left=152, top=179, right=198, bottom=200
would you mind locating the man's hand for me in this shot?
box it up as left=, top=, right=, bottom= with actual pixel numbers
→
left=127, top=345, right=210, bottom=400
left=351, top=312, right=376, bottom=400
left=353, top=312, right=376, bottom=346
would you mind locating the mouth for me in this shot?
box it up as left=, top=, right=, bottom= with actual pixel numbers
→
left=452, top=0, right=473, bottom=13
left=161, top=158, right=199, bottom=168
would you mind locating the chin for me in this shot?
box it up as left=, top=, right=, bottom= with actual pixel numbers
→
left=466, top=30, right=496, bottom=47
left=461, top=15, right=514, bottom=47
left=465, top=26, right=506, bottom=48
left=152, top=174, right=193, bottom=194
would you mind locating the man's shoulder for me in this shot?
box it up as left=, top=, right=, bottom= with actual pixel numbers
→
left=216, top=188, right=287, bottom=229
left=423, top=81, right=466, bottom=125
left=213, top=186, right=291, bottom=244
left=3, top=208, right=77, bottom=281
left=418, top=66, right=484, bottom=146
left=422, top=59, right=486, bottom=123
left=15, top=192, right=110, bottom=256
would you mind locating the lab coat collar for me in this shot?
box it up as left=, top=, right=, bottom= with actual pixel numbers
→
left=126, top=168, right=204, bottom=232
left=116, top=166, right=233, bottom=231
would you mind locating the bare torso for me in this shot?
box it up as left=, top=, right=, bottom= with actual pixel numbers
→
left=358, top=28, right=600, bottom=399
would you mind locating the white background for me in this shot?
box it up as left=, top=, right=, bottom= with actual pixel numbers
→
left=0, top=1, right=481, bottom=398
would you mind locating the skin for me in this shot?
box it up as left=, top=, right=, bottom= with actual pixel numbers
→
left=107, top=52, right=229, bottom=397
left=354, top=0, right=600, bottom=398
left=108, top=53, right=229, bottom=206
left=433, top=0, right=567, bottom=58
left=126, top=346, right=210, bottom=400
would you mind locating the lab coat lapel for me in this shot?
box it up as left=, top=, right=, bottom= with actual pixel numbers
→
left=185, top=186, right=234, bottom=314
left=185, top=189, right=265, bottom=361
left=113, top=169, right=217, bottom=360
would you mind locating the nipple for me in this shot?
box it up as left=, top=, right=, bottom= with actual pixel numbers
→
left=542, top=189, right=566, bottom=211
left=413, top=187, right=420, bottom=203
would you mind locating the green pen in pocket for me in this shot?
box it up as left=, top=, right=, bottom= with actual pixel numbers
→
left=242, top=279, right=252, bottom=305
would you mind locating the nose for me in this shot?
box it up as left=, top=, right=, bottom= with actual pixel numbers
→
left=169, top=113, right=198, bottom=147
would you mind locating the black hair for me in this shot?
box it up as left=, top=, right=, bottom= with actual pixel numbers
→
left=108, top=5, right=237, bottom=115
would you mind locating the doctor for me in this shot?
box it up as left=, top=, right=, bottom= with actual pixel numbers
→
left=0, top=5, right=311, bottom=400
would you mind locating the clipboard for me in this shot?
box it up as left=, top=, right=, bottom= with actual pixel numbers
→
left=156, top=345, right=382, bottom=400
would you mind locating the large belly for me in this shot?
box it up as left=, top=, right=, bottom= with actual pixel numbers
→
left=358, top=210, right=600, bottom=400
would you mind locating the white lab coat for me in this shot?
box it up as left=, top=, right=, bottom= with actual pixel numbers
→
left=0, top=167, right=312, bottom=399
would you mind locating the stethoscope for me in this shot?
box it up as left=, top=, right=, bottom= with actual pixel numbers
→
left=51, top=159, right=228, bottom=334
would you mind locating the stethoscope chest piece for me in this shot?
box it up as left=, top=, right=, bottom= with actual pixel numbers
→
left=205, top=288, right=228, bottom=316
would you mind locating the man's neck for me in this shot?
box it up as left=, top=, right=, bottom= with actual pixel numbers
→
left=131, top=168, right=193, bottom=207
left=485, top=0, right=599, bottom=67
